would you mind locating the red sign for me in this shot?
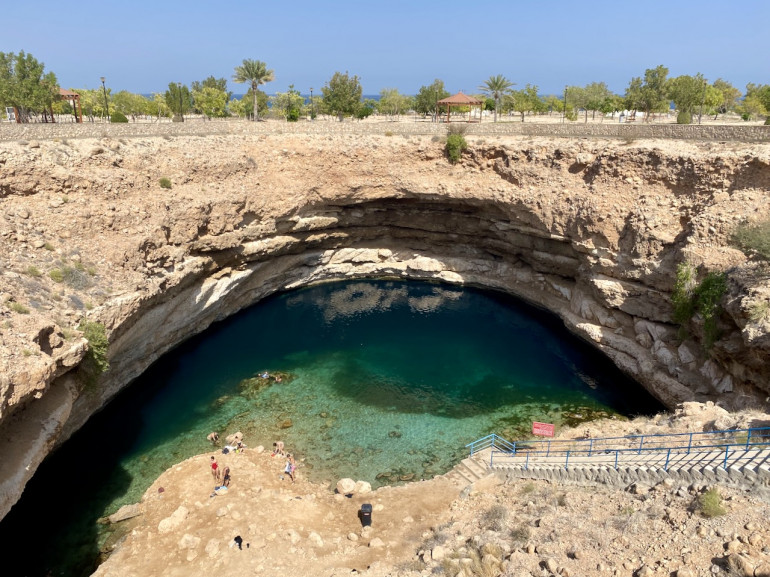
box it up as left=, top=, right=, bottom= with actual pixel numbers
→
left=532, top=422, right=555, bottom=437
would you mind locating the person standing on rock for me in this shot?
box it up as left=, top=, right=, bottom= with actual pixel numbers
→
left=222, top=466, right=231, bottom=488
left=210, top=456, right=220, bottom=483
left=284, top=454, right=296, bottom=483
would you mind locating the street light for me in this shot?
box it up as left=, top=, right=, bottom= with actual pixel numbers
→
left=177, top=82, right=184, bottom=122
left=100, top=77, right=110, bottom=122
left=310, top=87, right=314, bottom=120
left=563, top=85, right=568, bottom=123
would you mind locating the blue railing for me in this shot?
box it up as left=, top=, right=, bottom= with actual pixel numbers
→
left=466, top=427, right=770, bottom=471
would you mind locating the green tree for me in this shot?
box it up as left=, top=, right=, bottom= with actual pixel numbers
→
left=542, top=94, right=563, bottom=115
left=667, top=73, right=707, bottom=124
left=625, top=65, right=670, bottom=121
left=191, top=76, right=232, bottom=100
left=414, top=79, right=450, bottom=119
left=321, top=71, right=363, bottom=121
left=164, top=83, right=192, bottom=121
left=377, top=88, right=411, bottom=119
left=193, top=86, right=228, bottom=119
left=505, top=84, right=542, bottom=122
left=355, top=98, right=377, bottom=120
left=232, top=59, right=274, bottom=121
left=565, top=85, right=587, bottom=120
left=711, top=78, right=740, bottom=119
left=0, top=51, right=59, bottom=123
left=600, top=93, right=625, bottom=120
left=151, top=92, right=171, bottom=119
left=583, top=82, right=613, bottom=121
left=237, top=89, right=269, bottom=120
left=270, top=84, right=304, bottom=121
left=111, top=91, right=151, bottom=121
left=479, top=74, right=514, bottom=122
left=744, top=84, right=770, bottom=119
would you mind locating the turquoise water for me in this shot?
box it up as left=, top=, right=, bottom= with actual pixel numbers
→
left=0, top=280, right=662, bottom=576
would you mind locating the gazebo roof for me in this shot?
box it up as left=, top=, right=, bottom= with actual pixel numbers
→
left=59, top=88, right=80, bottom=97
left=437, top=92, right=483, bottom=105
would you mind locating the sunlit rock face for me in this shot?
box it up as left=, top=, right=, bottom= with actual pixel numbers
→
left=0, top=131, right=768, bottom=520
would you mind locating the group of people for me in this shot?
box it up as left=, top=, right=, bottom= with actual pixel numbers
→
left=205, top=433, right=298, bottom=491
left=272, top=441, right=296, bottom=482
left=209, top=456, right=231, bottom=488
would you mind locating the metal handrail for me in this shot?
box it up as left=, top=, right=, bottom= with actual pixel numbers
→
left=467, top=427, right=770, bottom=471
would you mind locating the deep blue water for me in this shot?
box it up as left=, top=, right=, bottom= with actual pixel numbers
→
left=0, top=280, right=662, bottom=576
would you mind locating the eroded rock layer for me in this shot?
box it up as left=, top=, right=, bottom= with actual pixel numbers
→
left=0, top=132, right=769, bottom=521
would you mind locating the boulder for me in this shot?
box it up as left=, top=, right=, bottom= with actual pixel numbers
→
left=431, top=545, right=447, bottom=560
left=178, top=534, right=201, bottom=550
left=354, top=480, right=372, bottom=494
left=108, top=503, right=142, bottom=524
left=158, top=506, right=188, bottom=534
left=308, top=531, right=324, bottom=547
left=336, top=478, right=356, bottom=495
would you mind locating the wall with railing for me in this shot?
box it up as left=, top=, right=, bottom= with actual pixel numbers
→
left=1, top=117, right=768, bottom=142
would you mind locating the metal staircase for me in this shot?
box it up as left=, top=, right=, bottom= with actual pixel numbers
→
left=460, top=429, right=770, bottom=488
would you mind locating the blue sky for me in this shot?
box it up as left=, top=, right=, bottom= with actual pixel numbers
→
left=3, top=0, right=768, bottom=96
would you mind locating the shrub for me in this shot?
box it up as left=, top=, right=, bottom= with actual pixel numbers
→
left=510, top=525, right=531, bottom=543
left=286, top=108, right=300, bottom=122
left=676, top=110, right=693, bottom=124
left=447, top=123, right=468, bottom=136
left=159, top=177, right=172, bottom=189
left=565, top=109, right=578, bottom=121
left=765, top=117, right=770, bottom=126
left=43, top=242, right=54, bottom=251
left=748, top=301, right=770, bottom=322
left=480, top=504, right=508, bottom=532
left=730, top=219, right=770, bottom=260
left=110, top=111, right=129, bottom=123
left=671, top=263, right=727, bottom=350
left=25, top=265, right=42, bottom=277
left=49, top=269, right=64, bottom=283
left=384, top=130, right=394, bottom=137
left=698, top=272, right=728, bottom=349
left=672, top=262, right=697, bottom=324
left=78, top=320, right=110, bottom=379
left=445, top=133, right=468, bottom=164
left=697, top=487, right=726, bottom=517
left=8, top=301, right=30, bottom=314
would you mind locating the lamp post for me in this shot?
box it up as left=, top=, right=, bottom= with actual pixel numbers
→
left=310, top=87, right=314, bottom=120
left=698, top=78, right=707, bottom=125
left=562, top=85, right=568, bottom=123
left=177, top=82, right=184, bottom=122
left=100, top=77, right=110, bottom=122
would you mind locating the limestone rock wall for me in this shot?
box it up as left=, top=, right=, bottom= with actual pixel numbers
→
left=1, top=130, right=769, bottom=521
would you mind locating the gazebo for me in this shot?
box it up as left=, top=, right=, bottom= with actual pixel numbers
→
left=437, top=92, right=484, bottom=123
left=59, top=88, right=83, bottom=123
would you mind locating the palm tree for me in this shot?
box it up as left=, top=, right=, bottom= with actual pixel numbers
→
left=232, top=59, right=274, bottom=121
left=479, top=75, right=514, bottom=122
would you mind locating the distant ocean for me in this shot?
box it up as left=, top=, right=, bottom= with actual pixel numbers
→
left=142, top=93, right=383, bottom=101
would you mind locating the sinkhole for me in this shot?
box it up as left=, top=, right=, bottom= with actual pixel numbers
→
left=0, top=279, right=663, bottom=576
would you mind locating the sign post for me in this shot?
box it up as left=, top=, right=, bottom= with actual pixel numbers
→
left=532, top=422, right=555, bottom=437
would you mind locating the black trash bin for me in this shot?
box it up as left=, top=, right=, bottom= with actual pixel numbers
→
left=359, top=503, right=372, bottom=527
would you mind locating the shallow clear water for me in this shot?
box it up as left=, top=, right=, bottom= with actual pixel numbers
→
left=0, top=280, right=662, bottom=576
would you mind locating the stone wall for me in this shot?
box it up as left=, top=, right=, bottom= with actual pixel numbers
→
left=1, top=118, right=769, bottom=142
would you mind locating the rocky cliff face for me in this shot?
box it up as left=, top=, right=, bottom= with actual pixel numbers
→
left=0, top=132, right=769, bottom=521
